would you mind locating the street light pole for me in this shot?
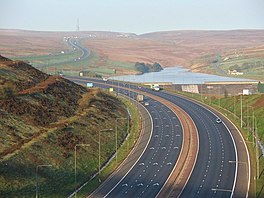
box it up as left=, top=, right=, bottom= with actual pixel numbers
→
left=35, top=164, right=52, bottom=198
left=98, top=128, right=113, bottom=181
left=233, top=95, right=236, bottom=120
left=74, top=144, right=90, bottom=198
left=218, top=86, right=221, bottom=107
left=115, top=118, right=128, bottom=164
left=240, top=94, right=243, bottom=128
left=254, top=116, right=259, bottom=179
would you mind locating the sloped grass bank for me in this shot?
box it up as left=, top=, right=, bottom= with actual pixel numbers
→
left=0, top=91, right=138, bottom=198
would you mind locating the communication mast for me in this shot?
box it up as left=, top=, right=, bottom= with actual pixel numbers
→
left=76, top=18, right=80, bottom=31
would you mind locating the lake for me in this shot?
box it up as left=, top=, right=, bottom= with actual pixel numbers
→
left=110, top=67, right=256, bottom=84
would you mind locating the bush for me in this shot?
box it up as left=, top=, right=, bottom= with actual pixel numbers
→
left=0, top=83, right=17, bottom=99
left=258, top=82, right=264, bottom=93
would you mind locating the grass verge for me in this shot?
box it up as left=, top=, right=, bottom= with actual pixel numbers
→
left=76, top=95, right=141, bottom=197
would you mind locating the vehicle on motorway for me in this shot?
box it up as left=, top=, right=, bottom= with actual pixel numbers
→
left=216, top=118, right=222, bottom=123
left=137, top=94, right=144, bottom=102
left=150, top=84, right=160, bottom=91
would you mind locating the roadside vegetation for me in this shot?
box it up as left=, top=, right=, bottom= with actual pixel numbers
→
left=0, top=56, right=140, bottom=197
left=76, top=96, right=141, bottom=197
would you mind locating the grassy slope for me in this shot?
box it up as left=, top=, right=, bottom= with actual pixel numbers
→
left=0, top=57, right=135, bottom=197
left=191, top=46, right=264, bottom=81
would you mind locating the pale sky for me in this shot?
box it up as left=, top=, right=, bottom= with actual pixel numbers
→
left=0, top=0, right=263, bottom=34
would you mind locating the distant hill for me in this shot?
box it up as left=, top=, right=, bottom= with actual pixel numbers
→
left=0, top=55, right=129, bottom=196
left=1, top=29, right=264, bottom=80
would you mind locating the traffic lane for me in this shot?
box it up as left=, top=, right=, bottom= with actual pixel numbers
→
left=107, top=99, right=182, bottom=198
left=106, top=100, right=180, bottom=197
left=179, top=97, right=237, bottom=197
left=80, top=81, right=183, bottom=197
left=67, top=77, right=240, bottom=197
left=109, top=104, right=164, bottom=197
left=88, top=97, right=153, bottom=197
left=66, top=79, right=198, bottom=197
left=151, top=91, right=236, bottom=197
left=220, top=116, right=249, bottom=197
left=197, top=100, right=250, bottom=197
left=179, top=105, right=236, bottom=197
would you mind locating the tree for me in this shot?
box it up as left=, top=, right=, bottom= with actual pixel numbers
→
left=257, top=81, right=264, bottom=93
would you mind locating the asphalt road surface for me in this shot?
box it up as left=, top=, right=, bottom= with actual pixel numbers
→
left=66, top=38, right=90, bottom=61
left=67, top=77, right=249, bottom=198
left=151, top=91, right=237, bottom=197
left=68, top=77, right=184, bottom=197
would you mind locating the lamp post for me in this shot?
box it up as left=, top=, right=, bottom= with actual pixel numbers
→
left=98, top=128, right=113, bottom=181
left=240, top=94, right=243, bottom=128
left=218, top=86, right=221, bottom=107
left=74, top=144, right=90, bottom=198
left=115, top=118, right=128, bottom=164
left=233, top=95, right=236, bottom=120
left=35, top=164, right=52, bottom=198
left=253, top=115, right=259, bottom=179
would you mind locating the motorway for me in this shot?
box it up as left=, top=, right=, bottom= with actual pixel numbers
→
left=67, top=77, right=191, bottom=197
left=107, top=98, right=183, bottom=197
left=65, top=37, right=90, bottom=62
left=152, top=91, right=237, bottom=197
left=67, top=77, right=250, bottom=198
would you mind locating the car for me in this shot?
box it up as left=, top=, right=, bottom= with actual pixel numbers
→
left=144, top=102, right=149, bottom=106
left=216, top=118, right=222, bottom=124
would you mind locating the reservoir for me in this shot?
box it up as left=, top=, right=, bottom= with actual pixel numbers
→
left=111, top=67, right=256, bottom=84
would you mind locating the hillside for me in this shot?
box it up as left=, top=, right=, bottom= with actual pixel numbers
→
left=1, top=29, right=264, bottom=79
left=0, top=56, right=129, bottom=197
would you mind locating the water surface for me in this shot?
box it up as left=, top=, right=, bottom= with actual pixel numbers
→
left=111, top=67, right=255, bottom=84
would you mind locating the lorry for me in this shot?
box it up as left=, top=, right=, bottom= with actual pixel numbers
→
left=150, top=84, right=160, bottom=91
left=137, top=94, right=144, bottom=102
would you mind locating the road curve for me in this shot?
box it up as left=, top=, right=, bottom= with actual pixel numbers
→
left=66, top=77, right=250, bottom=198
left=149, top=90, right=249, bottom=198
left=66, top=77, right=198, bottom=198
left=66, top=38, right=90, bottom=61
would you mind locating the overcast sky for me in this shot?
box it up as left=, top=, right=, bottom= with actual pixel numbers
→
left=0, top=0, right=263, bottom=34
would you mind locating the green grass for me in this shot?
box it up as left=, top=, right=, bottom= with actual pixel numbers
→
left=10, top=39, right=136, bottom=77
left=12, top=51, right=82, bottom=67
left=191, top=51, right=264, bottom=82
left=0, top=93, right=141, bottom=197
left=76, top=96, right=141, bottom=197
left=32, top=50, right=136, bottom=77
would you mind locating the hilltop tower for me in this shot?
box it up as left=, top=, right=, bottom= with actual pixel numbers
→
left=76, top=18, right=80, bottom=31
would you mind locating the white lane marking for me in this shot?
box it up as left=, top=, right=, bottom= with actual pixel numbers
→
left=103, top=103, right=154, bottom=197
